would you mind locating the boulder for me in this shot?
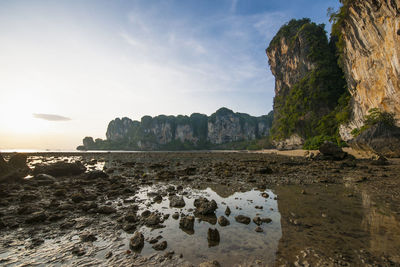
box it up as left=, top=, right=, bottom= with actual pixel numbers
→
left=8, top=153, right=28, bottom=170
left=129, top=231, right=144, bottom=250
left=350, top=122, right=400, bottom=158
left=152, top=240, right=167, bottom=251
left=145, top=213, right=161, bottom=227
left=169, top=195, right=185, bottom=208
left=33, top=161, right=86, bottom=177
left=86, top=170, right=108, bottom=179
left=194, top=197, right=217, bottom=216
left=217, top=216, right=230, bottom=226
left=319, top=141, right=347, bottom=160
left=235, top=215, right=251, bottom=224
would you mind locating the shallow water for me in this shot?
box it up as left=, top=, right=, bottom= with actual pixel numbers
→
left=134, top=185, right=281, bottom=265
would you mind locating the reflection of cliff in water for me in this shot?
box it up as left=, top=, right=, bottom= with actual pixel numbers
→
left=361, top=190, right=400, bottom=264
left=274, top=184, right=400, bottom=266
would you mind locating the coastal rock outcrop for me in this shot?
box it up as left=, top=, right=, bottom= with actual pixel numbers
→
left=266, top=19, right=347, bottom=149
left=338, top=0, right=400, bottom=139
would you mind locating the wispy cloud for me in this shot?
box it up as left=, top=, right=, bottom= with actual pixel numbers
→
left=33, top=113, right=71, bottom=121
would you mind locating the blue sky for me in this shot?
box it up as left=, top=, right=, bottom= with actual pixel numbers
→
left=0, top=0, right=341, bottom=149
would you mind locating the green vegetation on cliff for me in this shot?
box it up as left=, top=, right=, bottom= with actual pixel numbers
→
left=267, top=18, right=350, bottom=149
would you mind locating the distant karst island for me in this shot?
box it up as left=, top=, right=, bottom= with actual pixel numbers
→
left=77, top=107, right=274, bottom=151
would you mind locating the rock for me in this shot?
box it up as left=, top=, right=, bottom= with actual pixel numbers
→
left=350, top=123, right=400, bottom=158
left=33, top=161, right=86, bottom=177
left=96, top=206, right=116, bottom=214
left=169, top=195, right=185, bottom=208
left=207, top=228, right=220, bottom=246
left=71, top=193, right=85, bottom=203
left=194, top=197, right=217, bottom=215
left=105, top=251, right=113, bottom=259
left=8, top=153, right=28, bottom=170
left=152, top=240, right=167, bottom=251
left=129, top=231, right=144, bottom=250
left=217, top=216, right=230, bottom=226
left=172, top=212, right=180, bottom=220
left=72, top=245, right=86, bottom=256
left=371, top=155, right=390, bottom=166
left=122, top=223, right=136, bottom=233
left=86, top=170, right=108, bottom=179
left=25, top=211, right=47, bottom=224
left=179, top=215, right=195, bottom=233
left=145, top=213, right=161, bottom=226
left=35, top=174, right=56, bottom=185
left=273, top=135, right=304, bottom=150
left=225, top=206, right=231, bottom=216
left=0, top=154, right=9, bottom=176
left=235, top=215, right=251, bottom=224
left=199, top=260, right=221, bottom=267
left=261, top=192, right=269, bottom=198
left=255, top=226, right=263, bottom=232
left=253, top=216, right=261, bottom=225
left=261, top=217, right=272, bottom=224
left=319, top=141, right=347, bottom=160
left=256, top=167, right=273, bottom=174
left=80, top=232, right=97, bottom=242
left=153, top=194, right=163, bottom=202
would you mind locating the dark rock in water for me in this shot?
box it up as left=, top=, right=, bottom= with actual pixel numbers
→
left=86, top=170, right=108, bottom=179
left=33, top=161, right=86, bottom=177
left=179, top=215, right=195, bottom=233
left=194, top=197, right=217, bottom=215
left=255, top=226, right=263, bottom=232
left=225, top=206, right=231, bottom=216
left=145, top=212, right=161, bottom=226
left=235, top=215, right=251, bottom=224
left=80, top=232, right=97, bottom=242
left=172, top=212, right=179, bottom=220
left=253, top=216, right=261, bottom=225
left=122, top=223, right=136, bottom=233
left=169, top=195, right=185, bottom=208
left=152, top=240, right=167, bottom=251
left=25, top=211, right=47, bottom=224
left=217, top=216, right=230, bottom=226
left=350, top=122, right=400, bottom=158
left=153, top=194, right=162, bottom=202
left=129, top=231, right=144, bottom=250
left=319, top=141, right=348, bottom=160
left=207, top=228, right=220, bottom=246
left=199, top=260, right=221, bottom=267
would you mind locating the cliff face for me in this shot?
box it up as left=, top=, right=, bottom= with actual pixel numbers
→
left=79, top=108, right=273, bottom=150
left=267, top=19, right=347, bottom=149
left=339, top=0, right=400, bottom=140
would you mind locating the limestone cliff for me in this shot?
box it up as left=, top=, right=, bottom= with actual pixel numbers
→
left=267, top=18, right=347, bottom=149
left=337, top=0, right=400, bottom=140
left=78, top=108, right=273, bottom=151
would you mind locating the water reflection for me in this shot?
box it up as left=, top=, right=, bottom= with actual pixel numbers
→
left=135, top=185, right=282, bottom=266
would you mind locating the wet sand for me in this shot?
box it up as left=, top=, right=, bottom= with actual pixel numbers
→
left=0, top=151, right=399, bottom=266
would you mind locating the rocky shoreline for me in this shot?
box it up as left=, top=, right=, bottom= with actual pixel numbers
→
left=1, top=151, right=400, bottom=266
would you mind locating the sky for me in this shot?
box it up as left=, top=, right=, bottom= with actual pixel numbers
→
left=0, top=0, right=341, bottom=150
